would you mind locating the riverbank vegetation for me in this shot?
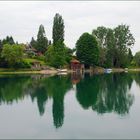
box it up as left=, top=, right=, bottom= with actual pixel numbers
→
left=0, top=13, right=139, bottom=70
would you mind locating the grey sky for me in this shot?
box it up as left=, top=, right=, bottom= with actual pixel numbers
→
left=0, top=1, right=140, bottom=54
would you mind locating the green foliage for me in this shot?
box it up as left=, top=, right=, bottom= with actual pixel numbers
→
left=92, top=26, right=108, bottom=48
left=2, top=36, right=15, bottom=45
left=45, top=44, right=66, bottom=68
left=76, top=33, right=99, bottom=66
left=30, top=37, right=37, bottom=49
left=1, top=44, right=24, bottom=67
left=134, top=51, right=140, bottom=66
left=128, top=48, right=133, bottom=65
left=23, top=58, right=45, bottom=66
left=53, top=13, right=64, bottom=46
left=34, top=55, right=46, bottom=61
left=113, top=24, right=135, bottom=67
left=92, top=26, right=109, bottom=67
left=105, top=28, right=116, bottom=67
left=36, top=24, right=48, bottom=53
left=64, top=45, right=73, bottom=64
left=0, top=40, right=3, bottom=51
left=92, top=24, right=135, bottom=68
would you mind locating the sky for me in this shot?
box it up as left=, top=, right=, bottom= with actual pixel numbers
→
left=0, top=1, right=140, bottom=54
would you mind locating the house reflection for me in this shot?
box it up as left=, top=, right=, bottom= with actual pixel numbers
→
left=71, top=72, right=81, bottom=85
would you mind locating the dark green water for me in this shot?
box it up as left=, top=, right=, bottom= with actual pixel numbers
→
left=0, top=72, right=140, bottom=139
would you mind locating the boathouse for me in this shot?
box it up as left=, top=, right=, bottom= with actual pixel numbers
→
left=70, top=59, right=84, bottom=72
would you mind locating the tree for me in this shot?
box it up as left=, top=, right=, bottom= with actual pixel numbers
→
left=36, top=24, right=48, bottom=53
left=105, top=28, right=116, bottom=67
left=30, top=37, right=37, bottom=48
left=0, top=40, right=3, bottom=52
left=52, top=13, right=64, bottom=46
left=45, top=44, right=67, bottom=68
left=92, top=27, right=108, bottom=67
left=134, top=51, right=140, bottom=66
left=2, top=36, right=15, bottom=45
left=76, top=33, right=99, bottom=67
left=1, top=44, right=24, bottom=67
left=113, top=24, right=135, bottom=67
left=128, top=48, right=133, bottom=65
left=92, top=26, right=108, bottom=48
left=9, top=36, right=15, bottom=45
left=92, top=25, right=135, bottom=67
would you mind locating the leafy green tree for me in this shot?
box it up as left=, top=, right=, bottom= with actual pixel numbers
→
left=2, top=36, right=15, bottom=45
left=0, top=40, right=3, bottom=52
left=53, top=13, right=64, bottom=46
left=1, top=44, right=24, bottom=67
left=45, top=44, right=67, bottom=68
left=92, top=25, right=135, bottom=67
left=92, top=26, right=108, bottom=48
left=105, top=28, right=116, bottom=67
left=92, top=26, right=108, bottom=67
left=36, top=24, right=48, bottom=53
left=113, top=24, right=135, bottom=67
left=76, top=33, right=99, bottom=67
left=30, top=37, right=37, bottom=49
left=134, top=51, right=140, bottom=66
left=9, top=36, right=15, bottom=45
left=128, top=48, right=133, bottom=65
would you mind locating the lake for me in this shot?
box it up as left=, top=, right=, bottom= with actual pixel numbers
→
left=0, top=72, right=140, bottom=139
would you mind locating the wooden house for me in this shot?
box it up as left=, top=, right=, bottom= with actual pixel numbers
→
left=70, top=59, right=84, bottom=73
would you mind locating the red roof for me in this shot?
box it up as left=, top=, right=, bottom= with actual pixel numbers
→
left=70, top=59, right=80, bottom=63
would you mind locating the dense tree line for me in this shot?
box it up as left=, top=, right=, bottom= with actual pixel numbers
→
left=0, top=13, right=139, bottom=69
left=0, top=13, right=73, bottom=68
left=92, top=25, right=135, bottom=68
left=76, top=25, right=135, bottom=68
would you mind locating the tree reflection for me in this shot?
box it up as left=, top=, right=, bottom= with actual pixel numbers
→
left=0, top=75, right=30, bottom=104
left=76, top=73, right=99, bottom=109
left=0, top=74, right=72, bottom=129
left=30, top=86, right=48, bottom=116
left=93, top=73, right=134, bottom=115
left=44, top=75, right=72, bottom=128
left=132, top=73, right=140, bottom=87
left=0, top=72, right=136, bottom=129
left=76, top=73, right=134, bottom=115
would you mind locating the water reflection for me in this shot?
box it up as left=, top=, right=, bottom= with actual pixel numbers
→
left=0, top=72, right=138, bottom=128
left=76, top=73, right=134, bottom=115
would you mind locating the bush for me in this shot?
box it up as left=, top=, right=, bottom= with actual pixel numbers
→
left=13, top=60, right=31, bottom=68
left=1, top=44, right=24, bottom=67
left=34, top=55, right=45, bottom=61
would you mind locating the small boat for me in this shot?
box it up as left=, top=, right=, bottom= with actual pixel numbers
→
left=57, top=72, right=68, bottom=75
left=104, top=68, right=112, bottom=73
left=57, top=69, right=68, bottom=72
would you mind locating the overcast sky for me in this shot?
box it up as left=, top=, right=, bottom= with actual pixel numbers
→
left=0, top=1, right=140, bottom=54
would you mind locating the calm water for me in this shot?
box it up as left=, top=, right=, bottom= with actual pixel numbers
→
left=0, top=72, right=140, bottom=139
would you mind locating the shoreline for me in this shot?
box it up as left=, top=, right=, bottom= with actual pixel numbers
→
left=0, top=68, right=140, bottom=75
